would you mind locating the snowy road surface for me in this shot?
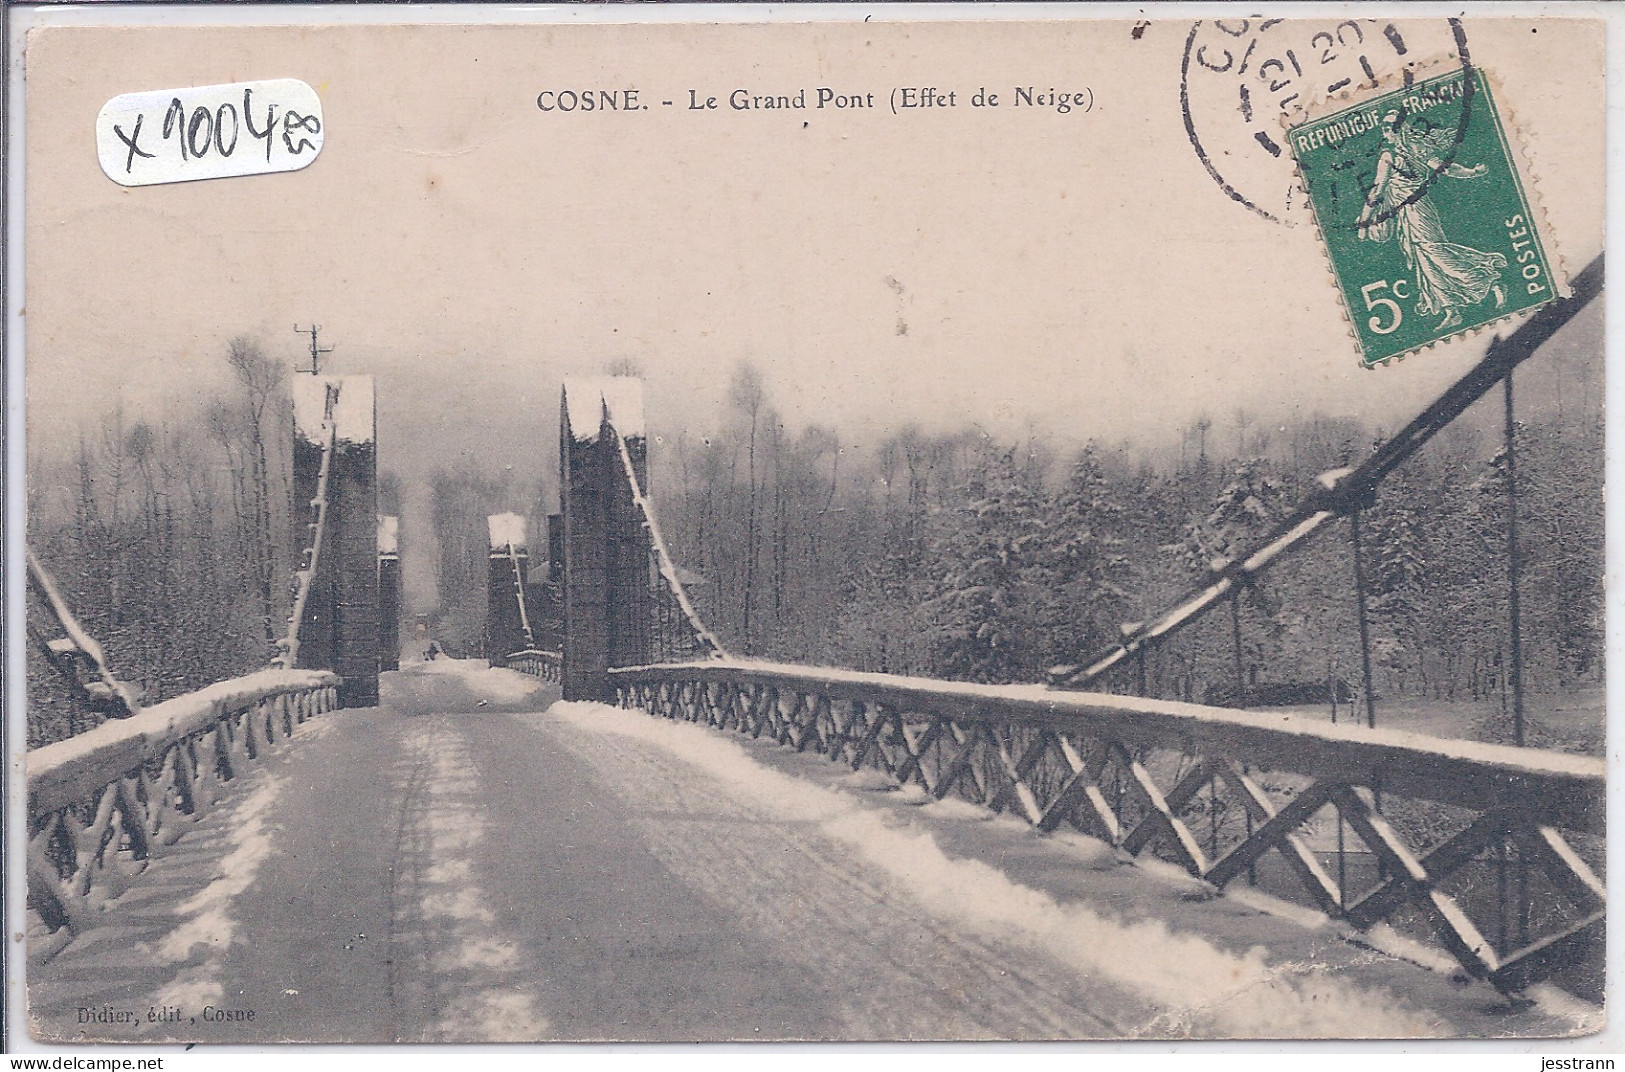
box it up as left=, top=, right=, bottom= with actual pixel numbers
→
left=28, top=660, right=1598, bottom=1043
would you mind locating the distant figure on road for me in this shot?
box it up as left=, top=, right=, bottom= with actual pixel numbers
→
left=425, top=640, right=443, bottom=661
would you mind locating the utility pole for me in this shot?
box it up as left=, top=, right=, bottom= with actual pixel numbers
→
left=293, top=324, right=334, bottom=375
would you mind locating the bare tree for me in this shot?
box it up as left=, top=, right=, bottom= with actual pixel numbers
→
left=729, top=364, right=766, bottom=651
left=225, top=336, right=287, bottom=646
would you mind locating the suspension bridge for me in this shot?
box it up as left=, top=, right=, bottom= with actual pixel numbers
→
left=22, top=256, right=1605, bottom=1042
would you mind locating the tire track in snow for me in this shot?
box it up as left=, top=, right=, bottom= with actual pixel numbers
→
left=531, top=707, right=1133, bottom=1039
left=390, top=716, right=546, bottom=1041
left=546, top=702, right=1447, bottom=1039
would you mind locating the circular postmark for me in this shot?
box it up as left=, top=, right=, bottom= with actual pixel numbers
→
left=1180, top=18, right=1468, bottom=224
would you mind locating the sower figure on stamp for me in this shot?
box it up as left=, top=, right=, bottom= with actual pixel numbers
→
left=1357, top=111, right=1508, bottom=329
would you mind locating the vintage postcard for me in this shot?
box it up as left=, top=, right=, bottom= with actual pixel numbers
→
left=8, top=9, right=1609, bottom=1047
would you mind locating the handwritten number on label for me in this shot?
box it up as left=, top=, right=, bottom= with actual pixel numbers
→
left=244, top=89, right=280, bottom=163
left=187, top=106, right=213, bottom=158
left=216, top=104, right=239, bottom=156
left=164, top=98, right=251, bottom=161
left=163, top=98, right=188, bottom=158
left=98, top=79, right=323, bottom=186
left=282, top=111, right=321, bottom=155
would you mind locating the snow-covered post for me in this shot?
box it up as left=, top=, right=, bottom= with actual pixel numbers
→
left=290, top=375, right=380, bottom=707
left=560, top=378, right=652, bottom=701
left=486, top=513, right=532, bottom=667
left=378, top=515, right=400, bottom=673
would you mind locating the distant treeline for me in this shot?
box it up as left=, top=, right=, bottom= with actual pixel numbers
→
left=28, top=345, right=1602, bottom=759
left=25, top=339, right=404, bottom=748
left=656, top=365, right=1603, bottom=743
left=26, top=340, right=294, bottom=747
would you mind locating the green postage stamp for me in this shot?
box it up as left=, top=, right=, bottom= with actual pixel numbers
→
left=1289, top=66, right=1561, bottom=367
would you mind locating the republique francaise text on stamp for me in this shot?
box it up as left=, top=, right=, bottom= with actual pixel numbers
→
left=1289, top=66, right=1562, bottom=367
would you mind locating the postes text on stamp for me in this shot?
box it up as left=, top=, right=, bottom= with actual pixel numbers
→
left=1289, top=67, right=1559, bottom=367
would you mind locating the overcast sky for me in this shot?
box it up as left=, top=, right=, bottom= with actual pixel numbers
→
left=21, top=15, right=1604, bottom=604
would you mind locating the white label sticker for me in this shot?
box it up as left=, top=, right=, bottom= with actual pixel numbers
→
left=96, top=78, right=324, bottom=187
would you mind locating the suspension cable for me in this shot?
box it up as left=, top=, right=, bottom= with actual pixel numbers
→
left=508, top=541, right=536, bottom=650
left=276, top=384, right=338, bottom=669
left=612, top=428, right=727, bottom=659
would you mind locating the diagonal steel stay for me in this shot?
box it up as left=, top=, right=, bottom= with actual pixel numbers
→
left=1488, top=911, right=1605, bottom=994
left=1038, top=736, right=1118, bottom=839
left=1343, top=804, right=1520, bottom=928
left=1209, top=761, right=1341, bottom=914
left=1050, top=253, right=1604, bottom=690
left=1330, top=785, right=1500, bottom=980
left=986, top=727, right=1052, bottom=823
left=932, top=722, right=992, bottom=803
left=1121, top=757, right=1211, bottom=856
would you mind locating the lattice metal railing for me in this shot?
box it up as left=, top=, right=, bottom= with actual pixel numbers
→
left=26, top=668, right=340, bottom=962
left=26, top=379, right=358, bottom=964
left=613, top=660, right=1603, bottom=999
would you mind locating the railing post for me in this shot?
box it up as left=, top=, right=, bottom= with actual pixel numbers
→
left=1350, top=510, right=1378, bottom=731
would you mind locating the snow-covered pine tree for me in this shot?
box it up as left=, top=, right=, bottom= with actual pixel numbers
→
left=1037, top=443, right=1135, bottom=667
left=1182, top=458, right=1288, bottom=576
left=923, top=442, right=1049, bottom=684
left=1362, top=467, right=1429, bottom=696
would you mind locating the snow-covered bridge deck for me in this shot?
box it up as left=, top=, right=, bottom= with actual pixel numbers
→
left=27, top=660, right=1598, bottom=1043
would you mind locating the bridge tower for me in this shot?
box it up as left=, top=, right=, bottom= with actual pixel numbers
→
left=290, top=375, right=380, bottom=707
left=378, top=515, right=400, bottom=672
left=559, top=378, right=652, bottom=701
left=485, top=513, right=533, bottom=667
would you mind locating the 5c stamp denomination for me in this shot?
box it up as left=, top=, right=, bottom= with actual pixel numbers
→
left=1289, top=66, right=1560, bottom=366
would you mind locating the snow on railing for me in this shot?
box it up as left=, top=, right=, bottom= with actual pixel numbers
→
left=612, top=428, right=727, bottom=660
left=26, top=668, right=340, bottom=961
left=505, top=648, right=562, bottom=684
left=276, top=394, right=338, bottom=670
left=611, top=658, right=1604, bottom=1001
